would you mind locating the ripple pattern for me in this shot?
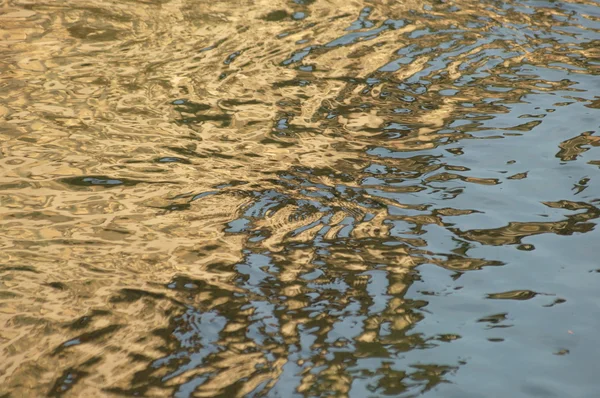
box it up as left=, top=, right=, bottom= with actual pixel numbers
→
left=1, top=0, right=600, bottom=396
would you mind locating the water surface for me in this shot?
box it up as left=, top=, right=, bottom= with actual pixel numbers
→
left=1, top=0, right=600, bottom=396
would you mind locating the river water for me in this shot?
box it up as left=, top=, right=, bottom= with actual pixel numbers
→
left=1, top=0, right=599, bottom=396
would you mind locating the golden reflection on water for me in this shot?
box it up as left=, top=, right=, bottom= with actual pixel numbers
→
left=0, top=0, right=599, bottom=396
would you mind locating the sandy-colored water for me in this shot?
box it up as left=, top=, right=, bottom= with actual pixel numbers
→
left=1, top=0, right=599, bottom=396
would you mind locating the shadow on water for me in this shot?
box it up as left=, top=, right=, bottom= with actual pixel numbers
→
left=0, top=0, right=599, bottom=396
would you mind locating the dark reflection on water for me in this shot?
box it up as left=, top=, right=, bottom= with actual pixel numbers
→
left=1, top=0, right=599, bottom=396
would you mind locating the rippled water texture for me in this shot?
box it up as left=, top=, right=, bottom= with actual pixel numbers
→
left=1, top=0, right=600, bottom=396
